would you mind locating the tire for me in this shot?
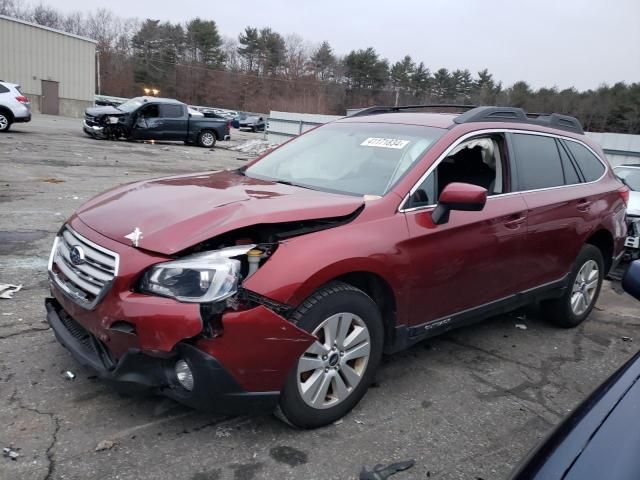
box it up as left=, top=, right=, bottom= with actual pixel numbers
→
left=0, top=112, right=12, bottom=132
left=277, top=282, right=384, bottom=429
left=542, top=244, right=604, bottom=328
left=197, top=130, right=216, bottom=148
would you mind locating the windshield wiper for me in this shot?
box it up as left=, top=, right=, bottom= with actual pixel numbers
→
left=274, top=179, right=317, bottom=191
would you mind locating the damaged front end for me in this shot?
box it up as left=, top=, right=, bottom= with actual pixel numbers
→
left=46, top=217, right=356, bottom=412
left=83, top=111, right=127, bottom=140
left=624, top=215, right=640, bottom=261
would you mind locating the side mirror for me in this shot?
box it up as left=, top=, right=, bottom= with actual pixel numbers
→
left=432, top=182, right=487, bottom=225
left=622, top=260, right=640, bottom=301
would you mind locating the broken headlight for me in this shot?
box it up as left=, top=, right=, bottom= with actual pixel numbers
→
left=139, top=250, right=243, bottom=303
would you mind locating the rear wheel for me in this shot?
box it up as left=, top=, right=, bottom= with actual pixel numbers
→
left=197, top=130, right=216, bottom=148
left=542, top=244, right=604, bottom=328
left=0, top=112, right=12, bottom=132
left=277, top=282, right=383, bottom=429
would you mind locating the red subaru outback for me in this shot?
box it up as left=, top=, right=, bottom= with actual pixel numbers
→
left=46, top=106, right=628, bottom=428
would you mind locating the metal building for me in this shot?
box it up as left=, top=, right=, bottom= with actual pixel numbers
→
left=0, top=15, right=96, bottom=117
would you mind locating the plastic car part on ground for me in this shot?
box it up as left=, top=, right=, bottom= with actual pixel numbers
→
left=0, top=284, right=22, bottom=299
left=359, top=459, right=415, bottom=479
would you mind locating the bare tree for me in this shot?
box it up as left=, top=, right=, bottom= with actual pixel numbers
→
left=283, top=33, right=310, bottom=80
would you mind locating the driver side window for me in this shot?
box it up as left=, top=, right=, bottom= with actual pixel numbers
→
left=141, top=104, right=159, bottom=118
left=408, top=134, right=507, bottom=208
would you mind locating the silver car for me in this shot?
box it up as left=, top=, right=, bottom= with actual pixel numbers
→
left=614, top=165, right=640, bottom=260
left=0, top=80, right=31, bottom=132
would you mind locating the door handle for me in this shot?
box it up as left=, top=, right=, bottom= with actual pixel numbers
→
left=504, top=214, right=526, bottom=229
left=577, top=199, right=592, bottom=212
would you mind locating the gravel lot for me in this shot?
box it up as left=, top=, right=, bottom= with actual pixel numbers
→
left=1, top=114, right=639, bottom=480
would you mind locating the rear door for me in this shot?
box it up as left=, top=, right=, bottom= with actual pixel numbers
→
left=403, top=132, right=530, bottom=324
left=510, top=132, right=596, bottom=289
left=159, top=104, right=188, bottom=140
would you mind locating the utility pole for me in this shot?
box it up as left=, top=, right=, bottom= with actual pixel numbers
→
left=394, top=86, right=400, bottom=107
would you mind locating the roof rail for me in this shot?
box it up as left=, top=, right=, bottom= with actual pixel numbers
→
left=454, top=106, right=584, bottom=134
left=349, top=104, right=477, bottom=117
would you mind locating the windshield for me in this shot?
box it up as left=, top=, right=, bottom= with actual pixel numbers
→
left=246, top=122, right=445, bottom=196
left=615, top=167, right=640, bottom=191
left=117, top=97, right=145, bottom=113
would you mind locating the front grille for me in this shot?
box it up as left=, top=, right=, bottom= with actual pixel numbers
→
left=48, top=226, right=119, bottom=309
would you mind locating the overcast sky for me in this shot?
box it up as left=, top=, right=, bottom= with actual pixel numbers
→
left=47, top=0, right=639, bottom=91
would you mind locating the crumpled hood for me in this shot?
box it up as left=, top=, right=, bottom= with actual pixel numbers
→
left=75, top=170, right=364, bottom=255
left=85, top=105, right=123, bottom=117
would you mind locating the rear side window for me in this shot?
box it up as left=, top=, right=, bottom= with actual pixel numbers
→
left=160, top=104, right=183, bottom=118
left=512, top=134, right=564, bottom=190
left=557, top=141, right=581, bottom=185
left=565, top=141, right=605, bottom=182
left=0, top=84, right=8, bottom=94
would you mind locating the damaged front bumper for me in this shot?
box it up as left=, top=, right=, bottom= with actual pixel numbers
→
left=83, top=120, right=104, bottom=137
left=46, top=298, right=283, bottom=412
left=46, top=291, right=315, bottom=413
left=624, top=215, right=640, bottom=261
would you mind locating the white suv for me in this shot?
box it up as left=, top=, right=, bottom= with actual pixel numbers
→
left=0, top=81, right=31, bottom=132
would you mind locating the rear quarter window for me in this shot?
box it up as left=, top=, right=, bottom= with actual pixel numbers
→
left=557, top=141, right=581, bottom=185
left=565, top=141, right=606, bottom=182
left=512, top=133, right=565, bottom=190
left=0, top=84, right=9, bottom=94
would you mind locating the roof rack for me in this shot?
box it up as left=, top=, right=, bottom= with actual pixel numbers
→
left=350, top=104, right=584, bottom=135
left=454, top=106, right=584, bottom=134
left=349, top=104, right=477, bottom=117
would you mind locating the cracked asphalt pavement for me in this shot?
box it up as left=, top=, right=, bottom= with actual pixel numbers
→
left=1, top=115, right=639, bottom=480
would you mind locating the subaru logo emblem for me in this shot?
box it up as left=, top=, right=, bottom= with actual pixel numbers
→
left=69, top=245, right=86, bottom=265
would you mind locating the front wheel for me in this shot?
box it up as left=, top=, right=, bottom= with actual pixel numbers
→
left=197, top=130, right=216, bottom=148
left=277, top=282, right=383, bottom=429
left=542, top=244, right=604, bottom=328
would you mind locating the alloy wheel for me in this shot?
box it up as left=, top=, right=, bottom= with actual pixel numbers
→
left=297, top=312, right=371, bottom=409
left=201, top=132, right=215, bottom=147
left=0, top=115, right=8, bottom=131
left=571, top=259, right=600, bottom=316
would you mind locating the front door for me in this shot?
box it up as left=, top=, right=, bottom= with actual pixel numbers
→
left=131, top=104, right=162, bottom=140
left=402, top=133, right=529, bottom=325
left=41, top=80, right=59, bottom=115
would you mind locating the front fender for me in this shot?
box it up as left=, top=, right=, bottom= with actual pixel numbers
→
left=242, top=213, right=412, bottom=325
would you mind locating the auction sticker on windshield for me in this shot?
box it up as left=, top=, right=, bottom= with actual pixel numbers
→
left=361, top=137, right=410, bottom=149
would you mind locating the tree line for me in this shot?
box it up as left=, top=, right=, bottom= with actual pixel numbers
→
left=2, top=1, right=639, bottom=133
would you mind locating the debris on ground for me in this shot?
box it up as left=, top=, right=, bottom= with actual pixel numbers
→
left=622, top=336, right=633, bottom=342
left=354, top=419, right=365, bottom=425
left=0, top=284, right=22, bottom=299
left=332, top=419, right=344, bottom=426
left=95, top=440, right=116, bottom=452
left=63, top=371, right=76, bottom=381
left=515, top=324, right=528, bottom=330
left=360, top=459, right=415, bottom=479
left=3, top=447, right=20, bottom=461
left=227, top=139, right=277, bottom=156
left=41, top=177, right=65, bottom=183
